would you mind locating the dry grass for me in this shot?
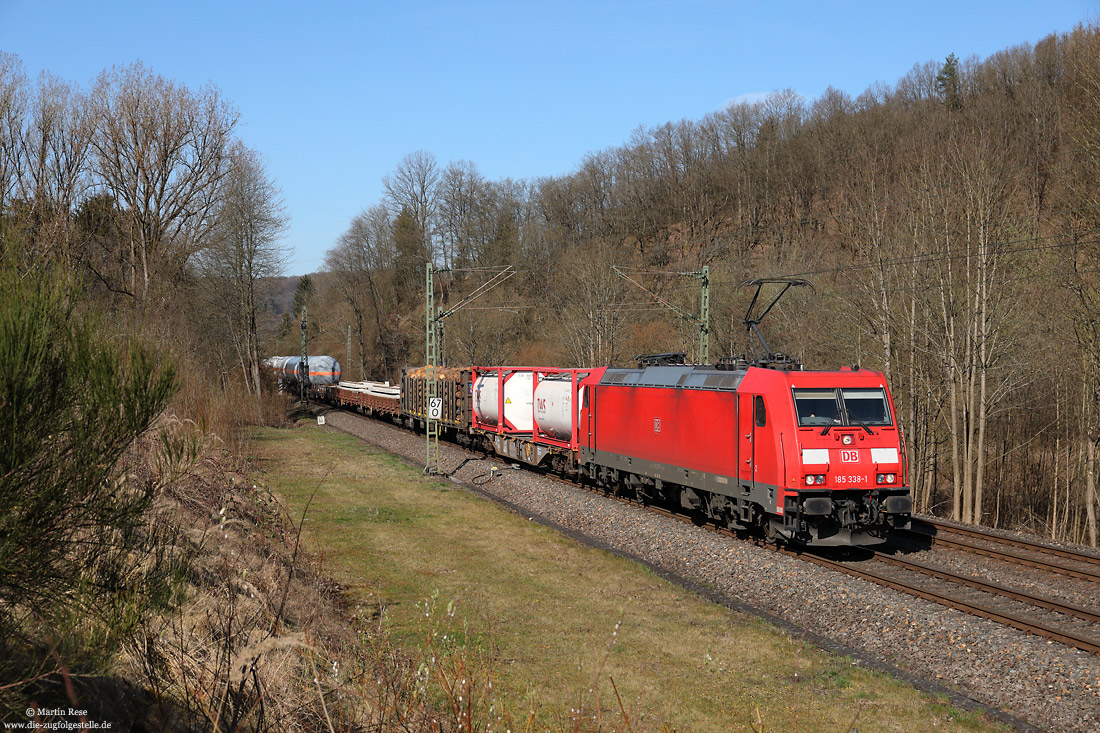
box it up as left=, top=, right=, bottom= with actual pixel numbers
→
left=248, top=422, right=1007, bottom=732
left=121, top=408, right=562, bottom=731
left=114, top=431, right=342, bottom=729
left=7, top=390, right=526, bottom=729
left=169, top=357, right=292, bottom=456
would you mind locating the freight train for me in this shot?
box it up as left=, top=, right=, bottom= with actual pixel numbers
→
left=279, top=280, right=912, bottom=546
left=309, top=357, right=911, bottom=547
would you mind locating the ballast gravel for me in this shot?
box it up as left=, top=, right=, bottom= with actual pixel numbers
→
left=318, top=409, right=1100, bottom=732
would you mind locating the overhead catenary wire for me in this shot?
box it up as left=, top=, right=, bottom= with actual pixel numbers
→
left=425, top=235, right=1100, bottom=328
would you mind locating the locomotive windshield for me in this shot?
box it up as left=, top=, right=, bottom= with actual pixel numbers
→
left=793, top=387, right=892, bottom=427
left=793, top=389, right=841, bottom=426
left=841, top=388, right=892, bottom=425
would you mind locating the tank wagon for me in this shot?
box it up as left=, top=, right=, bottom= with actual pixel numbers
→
left=262, top=356, right=341, bottom=389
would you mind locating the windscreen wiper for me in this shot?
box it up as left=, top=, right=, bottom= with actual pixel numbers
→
left=848, top=414, right=876, bottom=435
left=820, top=413, right=842, bottom=435
left=819, top=410, right=875, bottom=436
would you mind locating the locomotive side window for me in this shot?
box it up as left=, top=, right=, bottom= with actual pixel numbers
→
left=793, top=389, right=840, bottom=426
left=841, top=388, right=892, bottom=426
left=754, top=395, right=766, bottom=427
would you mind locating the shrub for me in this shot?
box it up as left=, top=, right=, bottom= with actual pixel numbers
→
left=0, top=262, right=178, bottom=702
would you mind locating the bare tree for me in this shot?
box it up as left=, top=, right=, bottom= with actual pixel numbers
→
left=383, top=150, right=438, bottom=263
left=438, top=159, right=489, bottom=269
left=1065, top=24, right=1100, bottom=546
left=0, top=52, right=27, bottom=245
left=325, top=204, right=398, bottom=378
left=198, top=144, right=287, bottom=394
left=926, top=131, right=1024, bottom=525
left=552, top=241, right=627, bottom=366
left=89, top=62, right=238, bottom=304
left=17, top=73, right=94, bottom=260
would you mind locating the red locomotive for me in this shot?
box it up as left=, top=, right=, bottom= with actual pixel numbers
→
left=580, top=360, right=910, bottom=544
left=314, top=279, right=912, bottom=546
left=459, top=358, right=910, bottom=546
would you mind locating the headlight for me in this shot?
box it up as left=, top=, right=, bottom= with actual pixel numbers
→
left=806, top=475, right=817, bottom=485
left=876, top=473, right=897, bottom=485
left=842, top=434, right=854, bottom=445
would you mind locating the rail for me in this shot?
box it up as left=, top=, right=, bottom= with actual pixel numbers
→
left=901, top=519, right=1100, bottom=584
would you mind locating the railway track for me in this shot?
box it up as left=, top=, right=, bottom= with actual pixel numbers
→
left=327, top=404, right=1100, bottom=656
left=900, top=517, right=1100, bottom=584
left=635, top=502, right=1100, bottom=656
left=799, top=550, right=1100, bottom=655
left=318, top=404, right=1100, bottom=732
left=540, top=474, right=1100, bottom=655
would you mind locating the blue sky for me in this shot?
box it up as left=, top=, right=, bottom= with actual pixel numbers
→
left=1, top=1, right=1097, bottom=275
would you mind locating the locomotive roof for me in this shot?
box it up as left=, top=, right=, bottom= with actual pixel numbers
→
left=600, top=364, right=886, bottom=392
left=601, top=365, right=748, bottom=391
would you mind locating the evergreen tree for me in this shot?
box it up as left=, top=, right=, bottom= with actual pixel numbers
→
left=392, top=207, right=425, bottom=303
left=0, top=261, right=178, bottom=688
left=936, top=52, right=963, bottom=111
left=291, top=273, right=315, bottom=316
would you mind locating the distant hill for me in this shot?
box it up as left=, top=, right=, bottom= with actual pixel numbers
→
left=261, top=275, right=302, bottom=316
left=260, top=273, right=333, bottom=316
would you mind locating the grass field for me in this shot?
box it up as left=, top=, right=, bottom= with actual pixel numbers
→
left=249, top=422, right=1003, bottom=732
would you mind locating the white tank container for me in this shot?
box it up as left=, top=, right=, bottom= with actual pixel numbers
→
left=533, top=378, right=576, bottom=440
left=474, top=371, right=534, bottom=431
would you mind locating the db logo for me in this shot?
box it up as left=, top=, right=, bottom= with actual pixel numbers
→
left=840, top=449, right=859, bottom=463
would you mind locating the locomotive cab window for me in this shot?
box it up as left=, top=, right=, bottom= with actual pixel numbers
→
left=841, top=388, right=892, bottom=426
left=793, top=389, right=840, bottom=426
left=754, top=395, right=766, bottom=427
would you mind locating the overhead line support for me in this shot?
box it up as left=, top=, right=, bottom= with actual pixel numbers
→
left=614, top=265, right=710, bottom=363
left=424, top=263, right=516, bottom=474
left=299, top=306, right=309, bottom=406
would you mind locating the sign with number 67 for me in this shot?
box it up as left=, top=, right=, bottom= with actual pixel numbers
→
left=428, top=397, right=443, bottom=420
